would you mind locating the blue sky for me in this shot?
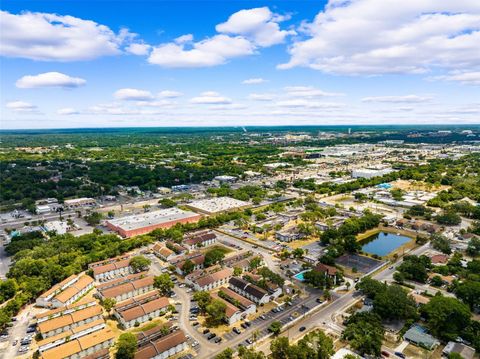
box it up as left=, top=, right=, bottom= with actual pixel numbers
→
left=1, top=0, right=479, bottom=129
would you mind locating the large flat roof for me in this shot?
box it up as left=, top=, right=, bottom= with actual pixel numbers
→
left=107, top=208, right=199, bottom=231
left=186, top=197, right=250, bottom=214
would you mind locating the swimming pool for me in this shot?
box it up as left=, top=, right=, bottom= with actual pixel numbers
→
left=293, top=270, right=308, bottom=281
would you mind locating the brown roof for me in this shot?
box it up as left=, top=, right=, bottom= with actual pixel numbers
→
left=53, top=275, right=94, bottom=304
left=88, top=254, right=130, bottom=268
left=38, top=305, right=103, bottom=334
left=196, top=268, right=232, bottom=288
left=96, top=271, right=147, bottom=291
left=38, top=274, right=77, bottom=299
left=118, top=297, right=170, bottom=322
left=115, top=290, right=160, bottom=310
left=218, top=287, right=254, bottom=308
left=135, top=330, right=187, bottom=359
left=36, top=298, right=97, bottom=321
left=92, top=258, right=130, bottom=276
left=41, top=328, right=114, bottom=359
left=100, top=275, right=154, bottom=299
left=211, top=293, right=240, bottom=319
left=430, top=254, right=449, bottom=264
left=314, top=263, right=338, bottom=276
left=37, top=318, right=105, bottom=347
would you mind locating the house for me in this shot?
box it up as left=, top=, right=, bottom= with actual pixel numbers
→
left=430, top=254, right=449, bottom=265
left=37, top=319, right=105, bottom=353
left=153, top=243, right=176, bottom=261
left=218, top=287, right=256, bottom=316
left=410, top=293, right=430, bottom=306
left=170, top=252, right=205, bottom=275
left=36, top=298, right=98, bottom=324
left=97, top=275, right=154, bottom=302
left=229, top=277, right=271, bottom=304
left=183, top=231, right=217, bottom=250
left=134, top=330, right=188, bottom=359
left=114, top=293, right=170, bottom=329
left=210, top=293, right=242, bottom=325
left=36, top=274, right=94, bottom=308
left=313, top=263, right=339, bottom=285
left=403, top=324, right=439, bottom=350
left=37, top=305, right=103, bottom=338
left=41, top=328, right=114, bottom=359
left=90, top=257, right=132, bottom=282
left=443, top=341, right=476, bottom=359
left=275, top=228, right=305, bottom=242
left=188, top=268, right=233, bottom=291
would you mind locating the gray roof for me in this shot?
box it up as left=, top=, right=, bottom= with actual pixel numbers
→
left=404, top=325, right=439, bottom=349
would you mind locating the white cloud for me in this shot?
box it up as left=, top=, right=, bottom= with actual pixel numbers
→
left=57, top=108, right=79, bottom=115
left=275, top=99, right=344, bottom=109
left=175, top=34, right=193, bottom=44
left=242, top=78, right=267, bottom=85
left=248, top=93, right=275, bottom=101
left=148, top=34, right=255, bottom=68
left=432, top=71, right=480, bottom=85
left=126, top=42, right=151, bottom=56
left=16, top=72, right=86, bottom=89
left=216, top=7, right=295, bottom=46
left=114, top=88, right=154, bottom=101
left=158, top=90, right=183, bottom=98
left=284, top=86, right=344, bottom=97
left=6, top=101, right=37, bottom=112
left=0, top=10, right=139, bottom=61
left=361, top=95, right=433, bottom=103
left=190, top=91, right=232, bottom=104
left=279, top=1, right=480, bottom=75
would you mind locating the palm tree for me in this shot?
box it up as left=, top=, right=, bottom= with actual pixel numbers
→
left=251, top=329, right=260, bottom=343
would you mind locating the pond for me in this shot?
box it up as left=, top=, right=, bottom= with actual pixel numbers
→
left=361, top=231, right=412, bottom=256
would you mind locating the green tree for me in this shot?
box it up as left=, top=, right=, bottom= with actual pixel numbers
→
left=342, top=312, right=384, bottom=357
left=373, top=285, right=418, bottom=320
left=84, top=211, right=103, bottom=226
left=0, top=279, right=18, bottom=303
left=268, top=321, right=282, bottom=335
left=238, top=346, right=265, bottom=359
left=206, top=299, right=226, bottom=326
left=193, top=291, right=211, bottom=313
left=297, top=329, right=334, bottom=359
left=159, top=198, right=176, bottom=208
left=215, top=348, right=234, bottom=359
left=153, top=274, right=174, bottom=296
left=431, top=235, right=452, bottom=255
left=467, top=237, right=480, bottom=257
left=182, top=259, right=195, bottom=275
left=455, top=281, right=480, bottom=309
left=129, top=256, right=151, bottom=273
left=101, top=297, right=116, bottom=315
left=115, top=332, right=137, bottom=359
left=421, top=296, right=471, bottom=341
left=436, top=211, right=462, bottom=226
left=270, top=337, right=291, bottom=359
left=205, top=247, right=226, bottom=267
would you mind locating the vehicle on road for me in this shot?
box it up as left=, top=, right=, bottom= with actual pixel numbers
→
left=381, top=351, right=390, bottom=357
left=316, top=298, right=323, bottom=303
left=299, top=326, right=306, bottom=332
left=394, top=352, right=405, bottom=358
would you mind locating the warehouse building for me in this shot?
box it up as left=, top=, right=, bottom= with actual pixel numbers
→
left=106, top=208, right=202, bottom=237
left=185, top=197, right=251, bottom=215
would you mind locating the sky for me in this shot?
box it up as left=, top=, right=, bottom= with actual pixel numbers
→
left=0, top=0, right=479, bottom=129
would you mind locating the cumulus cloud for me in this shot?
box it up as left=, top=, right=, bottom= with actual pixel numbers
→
left=216, top=7, right=295, bottom=47
left=148, top=7, right=292, bottom=68
left=279, top=0, right=480, bottom=75
left=275, top=99, right=344, bottom=109
left=57, top=108, right=79, bottom=115
left=148, top=34, right=255, bottom=68
left=284, top=86, right=344, bottom=97
left=361, top=95, right=433, bottom=103
left=114, top=88, right=154, bottom=101
left=6, top=101, right=37, bottom=112
left=126, top=42, right=151, bottom=56
left=158, top=90, right=184, bottom=98
left=242, top=78, right=267, bottom=85
left=16, top=72, right=86, bottom=89
left=190, top=91, right=232, bottom=104
left=0, top=10, right=143, bottom=61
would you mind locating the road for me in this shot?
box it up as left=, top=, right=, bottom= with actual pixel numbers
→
left=0, top=244, right=11, bottom=279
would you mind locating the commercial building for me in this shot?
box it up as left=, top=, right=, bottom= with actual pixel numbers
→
left=63, top=197, right=96, bottom=209
left=36, top=274, right=94, bottom=308
left=185, top=197, right=251, bottom=215
left=134, top=330, right=187, bottom=359
left=43, top=220, right=69, bottom=235
left=40, top=328, right=114, bottom=359
left=351, top=168, right=394, bottom=179
left=106, top=208, right=201, bottom=237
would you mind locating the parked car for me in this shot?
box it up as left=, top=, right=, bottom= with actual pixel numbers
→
left=241, top=323, right=248, bottom=329
left=12, top=340, right=18, bottom=346
left=246, top=338, right=253, bottom=344
left=233, top=327, right=241, bottom=334
left=316, top=298, right=323, bottom=303
left=214, top=337, right=222, bottom=343
left=260, top=315, right=266, bottom=320
left=207, top=333, right=216, bottom=340
left=203, top=329, right=210, bottom=334
left=381, top=351, right=390, bottom=357
left=192, top=322, right=199, bottom=327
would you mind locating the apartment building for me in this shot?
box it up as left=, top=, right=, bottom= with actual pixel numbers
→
left=114, top=292, right=170, bottom=329
left=97, top=275, right=154, bottom=302
left=36, top=274, right=94, bottom=308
